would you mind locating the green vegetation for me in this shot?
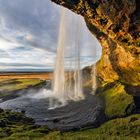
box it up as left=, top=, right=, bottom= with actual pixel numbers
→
left=40, top=114, right=140, bottom=140
left=99, top=83, right=133, bottom=118
left=1, top=108, right=140, bottom=140
left=0, top=79, right=44, bottom=98
left=0, top=78, right=139, bottom=140
left=0, top=109, right=50, bottom=140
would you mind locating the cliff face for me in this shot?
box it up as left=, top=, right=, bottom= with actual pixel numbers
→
left=51, top=0, right=140, bottom=95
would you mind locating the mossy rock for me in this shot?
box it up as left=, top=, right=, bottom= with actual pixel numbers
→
left=98, top=82, right=133, bottom=118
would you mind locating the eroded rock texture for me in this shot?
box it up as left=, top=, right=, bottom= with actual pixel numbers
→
left=51, top=0, right=140, bottom=92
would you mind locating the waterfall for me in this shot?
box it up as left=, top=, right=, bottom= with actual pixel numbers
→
left=92, top=64, right=97, bottom=92
left=73, top=18, right=84, bottom=100
left=52, top=8, right=66, bottom=104
left=49, top=8, right=84, bottom=109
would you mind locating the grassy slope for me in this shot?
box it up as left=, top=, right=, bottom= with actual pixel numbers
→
left=99, top=83, right=133, bottom=118
left=1, top=109, right=140, bottom=140
left=84, top=79, right=134, bottom=118
left=0, top=79, right=44, bottom=98
left=41, top=114, right=140, bottom=140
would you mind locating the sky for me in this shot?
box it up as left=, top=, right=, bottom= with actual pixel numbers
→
left=0, top=0, right=102, bottom=71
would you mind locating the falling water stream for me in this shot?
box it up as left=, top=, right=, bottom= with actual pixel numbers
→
left=50, top=8, right=85, bottom=109
left=92, top=64, right=97, bottom=92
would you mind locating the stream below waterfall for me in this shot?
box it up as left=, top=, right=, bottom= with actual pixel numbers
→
left=0, top=81, right=105, bottom=131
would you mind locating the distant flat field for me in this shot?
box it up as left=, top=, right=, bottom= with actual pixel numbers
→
left=0, top=72, right=53, bottom=80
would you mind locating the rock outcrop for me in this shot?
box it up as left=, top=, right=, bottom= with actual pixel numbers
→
left=51, top=0, right=140, bottom=97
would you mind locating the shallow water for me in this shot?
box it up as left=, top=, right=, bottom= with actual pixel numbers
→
left=0, top=87, right=105, bottom=131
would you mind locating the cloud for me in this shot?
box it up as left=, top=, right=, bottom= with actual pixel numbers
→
left=0, top=0, right=60, bottom=51
left=0, top=62, right=46, bottom=67
left=0, top=49, right=9, bottom=57
left=0, top=0, right=102, bottom=71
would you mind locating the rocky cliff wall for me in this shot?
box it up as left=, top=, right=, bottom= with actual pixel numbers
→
left=51, top=0, right=140, bottom=96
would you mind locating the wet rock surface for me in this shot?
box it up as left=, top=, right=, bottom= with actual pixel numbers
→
left=0, top=89, right=105, bottom=131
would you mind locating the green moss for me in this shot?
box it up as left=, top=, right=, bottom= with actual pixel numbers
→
left=99, top=83, right=133, bottom=118
left=39, top=114, right=140, bottom=140
left=0, top=109, right=50, bottom=140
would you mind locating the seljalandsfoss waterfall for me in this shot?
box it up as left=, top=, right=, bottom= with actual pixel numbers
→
left=50, top=8, right=84, bottom=109
left=0, top=6, right=104, bottom=131
left=0, top=0, right=139, bottom=138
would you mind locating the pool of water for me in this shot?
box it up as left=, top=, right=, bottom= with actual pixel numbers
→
left=0, top=87, right=105, bottom=131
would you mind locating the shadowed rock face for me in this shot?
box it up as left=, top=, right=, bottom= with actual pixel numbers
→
left=125, top=84, right=140, bottom=96
left=51, top=0, right=140, bottom=97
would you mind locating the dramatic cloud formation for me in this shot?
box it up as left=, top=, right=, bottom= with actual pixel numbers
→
left=0, top=0, right=102, bottom=71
